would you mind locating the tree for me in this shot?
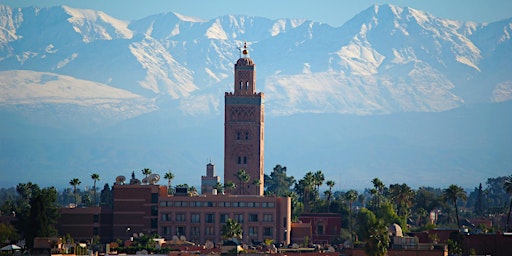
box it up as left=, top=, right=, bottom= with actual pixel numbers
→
left=326, top=180, right=335, bottom=203
left=345, top=189, right=358, bottom=247
left=221, top=218, right=242, bottom=241
left=13, top=184, right=59, bottom=249
left=100, top=183, right=113, bottom=207
left=235, top=169, right=250, bottom=195
left=370, top=178, right=386, bottom=209
left=389, top=183, right=415, bottom=218
left=356, top=208, right=390, bottom=256
left=313, top=170, right=325, bottom=211
left=264, top=165, right=295, bottom=196
left=474, top=183, right=484, bottom=216
left=224, top=181, right=236, bottom=194
left=504, top=175, right=512, bottom=231
left=164, top=171, right=175, bottom=194
left=69, top=178, right=81, bottom=206
left=141, top=168, right=152, bottom=182
left=295, top=171, right=315, bottom=212
left=442, top=184, right=467, bottom=229
left=91, top=173, right=100, bottom=205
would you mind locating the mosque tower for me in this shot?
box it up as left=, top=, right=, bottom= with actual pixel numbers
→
left=224, top=43, right=264, bottom=195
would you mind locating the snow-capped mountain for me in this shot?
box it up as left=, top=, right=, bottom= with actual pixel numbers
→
left=0, top=4, right=511, bottom=189
left=1, top=4, right=510, bottom=118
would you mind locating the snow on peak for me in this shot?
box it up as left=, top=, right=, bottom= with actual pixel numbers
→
left=62, top=5, right=133, bottom=42
left=205, top=18, right=228, bottom=39
left=173, top=11, right=205, bottom=22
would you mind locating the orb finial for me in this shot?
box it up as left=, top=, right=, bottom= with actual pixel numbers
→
left=242, top=42, right=248, bottom=56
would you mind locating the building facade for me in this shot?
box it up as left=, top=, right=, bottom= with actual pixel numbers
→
left=224, top=44, right=264, bottom=196
left=201, top=162, right=220, bottom=194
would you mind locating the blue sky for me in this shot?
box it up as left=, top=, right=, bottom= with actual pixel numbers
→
left=2, top=0, right=511, bottom=26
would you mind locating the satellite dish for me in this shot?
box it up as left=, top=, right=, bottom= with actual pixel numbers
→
left=139, top=232, right=144, bottom=237
left=205, top=240, right=214, bottom=249
left=148, top=174, right=160, bottom=184
left=292, top=243, right=299, bottom=249
left=132, top=233, right=138, bottom=238
left=142, top=177, right=148, bottom=184
left=172, top=235, right=179, bottom=242
left=116, top=176, right=126, bottom=185
left=180, top=235, right=186, bottom=241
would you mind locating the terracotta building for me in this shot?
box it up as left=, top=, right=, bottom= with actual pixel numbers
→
left=224, top=43, right=265, bottom=196
left=158, top=187, right=291, bottom=245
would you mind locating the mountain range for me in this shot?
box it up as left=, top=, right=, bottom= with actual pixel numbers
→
left=0, top=4, right=511, bottom=190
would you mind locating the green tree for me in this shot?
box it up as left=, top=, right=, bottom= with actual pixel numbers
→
left=294, top=172, right=315, bottom=212
left=235, top=169, right=250, bottom=195
left=100, top=183, right=113, bottom=207
left=504, top=175, right=512, bottom=231
left=442, top=184, right=467, bottom=229
left=164, top=171, right=175, bottom=194
left=264, top=165, right=295, bottom=196
left=389, top=183, right=415, bottom=218
left=0, top=223, right=18, bottom=244
left=69, top=178, right=81, bottom=206
left=224, top=181, right=236, bottom=194
left=14, top=184, right=59, bottom=249
left=221, top=218, right=242, bottom=241
left=141, top=168, right=152, bottom=182
left=356, top=208, right=390, bottom=256
left=91, top=173, right=100, bottom=205
left=326, top=180, right=335, bottom=203
left=345, top=189, right=358, bottom=247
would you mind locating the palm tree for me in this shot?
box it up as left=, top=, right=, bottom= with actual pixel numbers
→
left=221, top=218, right=243, bottom=241
left=326, top=180, right=335, bottom=203
left=365, top=219, right=390, bottom=256
left=224, top=181, right=236, bottom=194
left=313, top=171, right=325, bottom=209
left=303, top=171, right=315, bottom=212
left=215, top=182, right=224, bottom=194
left=164, top=171, right=175, bottom=194
left=141, top=168, right=152, bottom=178
left=442, top=184, right=467, bottom=229
left=345, top=189, right=358, bottom=247
left=389, top=183, right=415, bottom=218
left=91, top=173, right=100, bottom=205
left=235, top=169, right=250, bottom=195
left=69, top=178, right=81, bottom=206
left=503, top=175, right=512, bottom=231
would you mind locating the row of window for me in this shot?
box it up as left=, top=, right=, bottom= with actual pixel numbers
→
left=159, top=201, right=275, bottom=208
left=162, top=226, right=273, bottom=237
left=236, top=131, right=250, bottom=140
left=161, top=212, right=273, bottom=223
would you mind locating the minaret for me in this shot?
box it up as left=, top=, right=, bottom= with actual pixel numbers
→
left=224, top=43, right=264, bottom=196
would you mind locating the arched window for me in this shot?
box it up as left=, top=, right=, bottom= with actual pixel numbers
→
left=246, top=81, right=249, bottom=89
left=239, top=81, right=243, bottom=90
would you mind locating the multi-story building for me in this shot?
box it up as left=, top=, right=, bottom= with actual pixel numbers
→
left=158, top=188, right=290, bottom=245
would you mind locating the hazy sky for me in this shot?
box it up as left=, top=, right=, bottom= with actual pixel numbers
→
left=2, top=0, right=512, bottom=27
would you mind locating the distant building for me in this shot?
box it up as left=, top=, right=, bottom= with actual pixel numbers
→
left=201, top=162, right=220, bottom=194
left=298, top=213, right=342, bottom=245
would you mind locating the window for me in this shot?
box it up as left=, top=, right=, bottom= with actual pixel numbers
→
left=176, top=226, right=185, bottom=236
left=238, top=157, right=241, bottom=164
left=236, top=132, right=241, bottom=140
left=163, top=226, right=170, bottom=235
left=93, top=215, right=99, bottom=223
left=263, top=214, right=273, bottom=222
left=245, top=132, right=249, bottom=140
left=220, top=214, right=229, bottom=223
left=239, top=81, right=243, bottom=90
left=235, top=214, right=244, bottom=223
left=317, top=225, right=324, bottom=235
left=151, top=193, right=158, bottom=203
left=249, top=227, right=258, bottom=237
left=206, top=214, right=215, bottom=223
left=151, top=218, right=157, bottom=229
left=190, top=226, right=200, bottom=236
left=264, top=227, right=273, bottom=236
left=161, top=213, right=171, bottom=221
left=246, top=81, right=249, bottom=89
left=93, top=227, right=99, bottom=235
left=176, top=213, right=186, bottom=222
left=243, top=156, right=247, bottom=164
left=160, top=201, right=167, bottom=207
left=151, top=206, right=158, bottom=216
left=249, top=214, right=258, bottom=222
left=191, top=213, right=200, bottom=223
left=205, top=226, right=215, bottom=236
